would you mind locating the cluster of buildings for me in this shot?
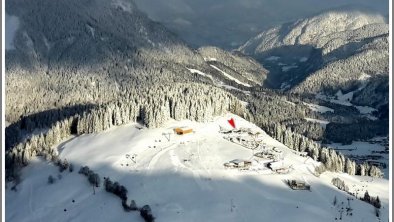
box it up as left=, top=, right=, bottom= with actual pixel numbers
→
left=221, top=127, right=293, bottom=174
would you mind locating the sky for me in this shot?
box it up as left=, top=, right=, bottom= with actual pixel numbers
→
left=134, top=0, right=389, bottom=49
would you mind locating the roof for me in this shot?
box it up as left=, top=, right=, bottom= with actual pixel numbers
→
left=230, top=159, right=251, bottom=164
left=174, top=127, right=192, bottom=132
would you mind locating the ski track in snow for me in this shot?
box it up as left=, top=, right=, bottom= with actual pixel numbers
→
left=209, top=65, right=251, bottom=87
left=147, top=143, right=176, bottom=171
left=169, top=144, right=213, bottom=191
left=186, top=67, right=251, bottom=95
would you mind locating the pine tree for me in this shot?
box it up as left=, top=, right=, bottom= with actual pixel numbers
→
left=374, top=196, right=381, bottom=209
left=363, top=191, right=370, bottom=202
left=48, top=175, right=55, bottom=184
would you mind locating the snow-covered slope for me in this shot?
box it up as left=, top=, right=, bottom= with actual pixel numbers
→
left=238, top=9, right=389, bottom=108
left=239, top=10, right=387, bottom=56
left=291, top=34, right=389, bottom=101
left=198, top=46, right=268, bottom=86
left=5, top=0, right=267, bottom=124
left=6, top=114, right=389, bottom=222
left=7, top=0, right=182, bottom=66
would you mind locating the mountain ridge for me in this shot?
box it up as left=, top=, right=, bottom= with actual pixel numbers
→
left=238, top=9, right=389, bottom=108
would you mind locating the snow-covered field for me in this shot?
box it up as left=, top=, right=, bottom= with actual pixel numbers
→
left=299, top=57, right=308, bottom=62
left=265, top=56, right=280, bottom=61
left=282, top=65, right=298, bottom=72
left=6, top=114, right=389, bottom=222
left=304, top=118, right=330, bottom=128
left=316, top=91, right=377, bottom=118
left=326, top=139, right=389, bottom=179
left=303, top=102, right=334, bottom=113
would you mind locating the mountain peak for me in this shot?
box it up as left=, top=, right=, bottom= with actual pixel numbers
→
left=239, top=9, right=387, bottom=55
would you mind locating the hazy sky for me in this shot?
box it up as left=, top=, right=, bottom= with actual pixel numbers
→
left=134, top=0, right=389, bottom=49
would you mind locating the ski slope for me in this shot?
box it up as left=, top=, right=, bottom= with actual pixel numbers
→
left=187, top=68, right=251, bottom=95
left=209, top=65, right=251, bottom=87
left=304, top=118, right=330, bottom=128
left=303, top=102, right=334, bottom=113
left=6, top=114, right=389, bottom=222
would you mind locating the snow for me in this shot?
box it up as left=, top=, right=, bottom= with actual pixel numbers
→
left=187, top=68, right=215, bottom=82
left=316, top=92, right=377, bottom=116
left=335, top=90, right=354, bottom=105
left=87, top=25, right=95, bottom=38
left=299, top=57, right=308, bottom=62
left=111, top=0, right=134, bottom=13
left=326, top=138, right=389, bottom=179
left=303, top=102, right=334, bottom=113
left=282, top=65, right=298, bottom=72
left=221, top=85, right=251, bottom=95
left=304, top=118, right=330, bottom=128
left=244, top=72, right=260, bottom=85
left=187, top=68, right=250, bottom=95
left=210, top=65, right=251, bottom=87
left=239, top=100, right=249, bottom=107
left=355, top=106, right=376, bottom=115
left=6, top=114, right=389, bottom=222
left=265, top=56, right=280, bottom=61
left=43, top=37, right=51, bottom=51
left=5, top=13, right=20, bottom=50
left=239, top=10, right=387, bottom=55
left=281, top=99, right=296, bottom=106
left=331, top=90, right=376, bottom=115
left=280, top=82, right=291, bottom=90
left=358, top=73, right=371, bottom=81
left=203, top=57, right=217, bottom=61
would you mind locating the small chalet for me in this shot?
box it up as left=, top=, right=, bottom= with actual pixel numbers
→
left=288, top=179, right=311, bottom=190
left=174, top=127, right=193, bottom=135
left=224, top=159, right=252, bottom=169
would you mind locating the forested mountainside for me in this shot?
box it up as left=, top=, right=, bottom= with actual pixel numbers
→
left=5, top=0, right=263, bottom=178
left=6, top=0, right=267, bottom=123
left=6, top=84, right=383, bottom=184
left=238, top=9, right=389, bottom=109
left=5, top=0, right=386, bottom=187
left=291, top=34, right=389, bottom=107
left=197, top=47, right=268, bottom=86
left=239, top=10, right=386, bottom=55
